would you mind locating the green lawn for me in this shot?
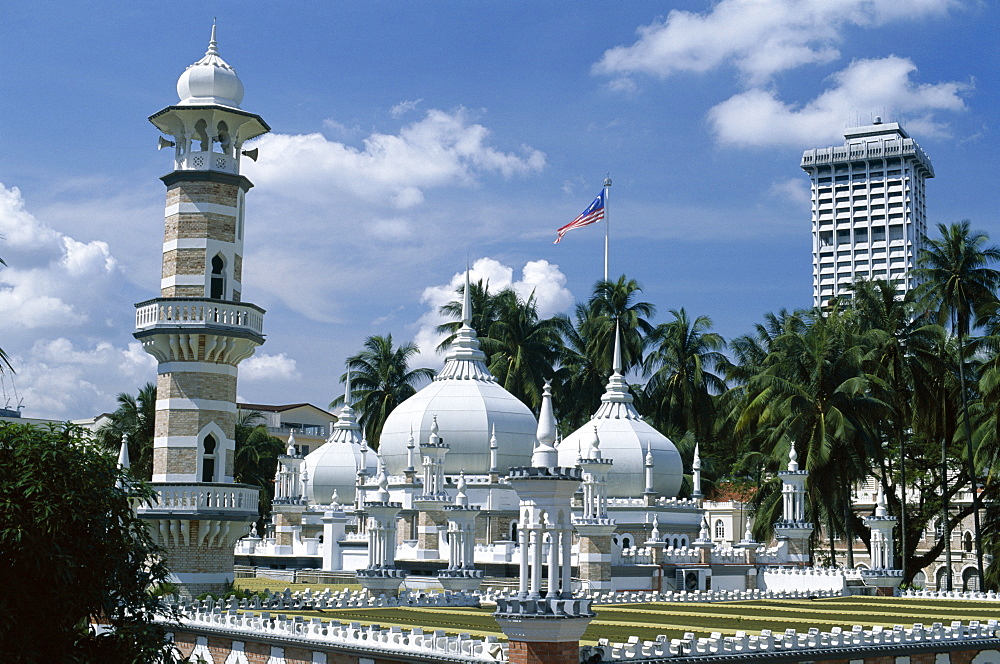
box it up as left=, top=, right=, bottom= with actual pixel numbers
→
left=269, top=596, right=1000, bottom=646
left=234, top=577, right=362, bottom=594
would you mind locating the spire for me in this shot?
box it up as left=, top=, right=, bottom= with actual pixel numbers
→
left=462, top=263, right=472, bottom=326
left=371, top=467, right=390, bottom=503
left=117, top=437, right=131, bottom=471
left=328, top=367, right=362, bottom=445
left=532, top=382, right=559, bottom=469
left=207, top=20, right=219, bottom=56
left=455, top=471, right=469, bottom=507
left=692, top=442, right=702, bottom=499
left=406, top=425, right=416, bottom=472
left=651, top=514, right=660, bottom=541
left=429, top=415, right=441, bottom=445
left=488, top=424, right=498, bottom=474
left=589, top=425, right=601, bottom=461
left=643, top=438, right=655, bottom=495
left=286, top=430, right=297, bottom=456
left=788, top=441, right=799, bottom=472
left=612, top=320, right=622, bottom=375
left=435, top=265, right=494, bottom=382
left=345, top=369, right=352, bottom=406
left=875, top=484, right=887, bottom=517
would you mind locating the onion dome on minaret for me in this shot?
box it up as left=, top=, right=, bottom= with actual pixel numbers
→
left=378, top=267, right=537, bottom=475
left=176, top=23, right=245, bottom=108
left=305, top=371, right=375, bottom=504
left=558, top=323, right=683, bottom=497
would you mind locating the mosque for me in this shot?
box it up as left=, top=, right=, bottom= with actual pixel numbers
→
left=135, top=25, right=905, bottom=610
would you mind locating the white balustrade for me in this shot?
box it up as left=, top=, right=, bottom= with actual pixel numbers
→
left=135, top=298, right=265, bottom=335
left=139, top=483, right=259, bottom=514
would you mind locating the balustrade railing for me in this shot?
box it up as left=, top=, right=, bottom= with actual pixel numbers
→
left=135, top=297, right=265, bottom=335
left=139, top=482, right=259, bottom=514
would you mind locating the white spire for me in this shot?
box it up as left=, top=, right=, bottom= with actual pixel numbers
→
left=406, top=425, right=416, bottom=472
left=371, top=467, right=390, bottom=503
left=435, top=265, right=494, bottom=382
left=531, top=382, right=559, bottom=469
left=788, top=441, right=799, bottom=472
left=612, top=320, right=622, bottom=375
left=455, top=471, right=469, bottom=507
left=429, top=415, right=441, bottom=444
left=208, top=20, right=219, bottom=56
left=651, top=513, right=660, bottom=541
left=331, top=489, right=340, bottom=506
left=328, top=367, right=362, bottom=445
left=643, top=438, right=655, bottom=494
left=875, top=484, right=887, bottom=517
left=286, top=430, right=297, bottom=456
left=345, top=369, right=352, bottom=406
left=589, top=425, right=602, bottom=461
left=692, top=442, right=702, bottom=499
left=488, top=424, right=498, bottom=474
left=117, top=436, right=131, bottom=471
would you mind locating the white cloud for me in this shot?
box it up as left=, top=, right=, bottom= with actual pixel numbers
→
left=707, top=56, right=969, bottom=147
left=12, top=340, right=156, bottom=419
left=245, top=107, right=545, bottom=211
left=594, top=0, right=956, bottom=86
left=409, top=257, right=574, bottom=370
left=391, top=99, right=423, bottom=118
left=240, top=352, right=301, bottom=382
left=769, top=177, right=811, bottom=205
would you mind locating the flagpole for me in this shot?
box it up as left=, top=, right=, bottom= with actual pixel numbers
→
left=603, top=176, right=612, bottom=282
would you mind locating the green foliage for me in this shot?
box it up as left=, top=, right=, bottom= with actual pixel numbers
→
left=0, top=422, right=176, bottom=663
left=95, top=382, right=157, bottom=480
left=234, top=410, right=285, bottom=527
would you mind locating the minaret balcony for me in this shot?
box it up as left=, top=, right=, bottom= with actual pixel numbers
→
left=176, top=150, right=238, bottom=174
left=137, top=482, right=259, bottom=518
left=135, top=297, right=265, bottom=339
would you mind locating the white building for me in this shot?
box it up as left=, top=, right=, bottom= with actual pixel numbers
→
left=801, top=119, right=933, bottom=308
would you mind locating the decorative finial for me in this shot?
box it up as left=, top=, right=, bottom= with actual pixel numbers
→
left=456, top=471, right=469, bottom=507
left=651, top=514, right=660, bottom=541
left=429, top=415, right=441, bottom=445
left=462, top=264, right=472, bottom=326
left=612, top=320, right=622, bottom=375
left=345, top=369, right=352, bottom=406
left=331, top=489, right=340, bottom=506
left=249, top=521, right=258, bottom=538
left=744, top=522, right=754, bottom=543
left=535, top=380, right=558, bottom=448
left=788, top=441, right=799, bottom=472
left=693, top=442, right=701, bottom=470
left=645, top=438, right=654, bottom=466
left=875, top=484, right=887, bottom=517
left=589, top=425, right=601, bottom=461
left=286, top=430, right=297, bottom=456
left=207, top=20, right=219, bottom=56
left=117, top=436, right=131, bottom=470
left=489, top=424, right=498, bottom=450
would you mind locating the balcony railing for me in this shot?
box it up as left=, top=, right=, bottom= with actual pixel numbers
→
left=135, top=297, right=265, bottom=336
left=137, top=482, right=259, bottom=515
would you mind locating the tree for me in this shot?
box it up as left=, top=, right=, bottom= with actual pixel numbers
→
left=915, top=221, right=1000, bottom=587
left=0, top=422, right=175, bottom=662
left=553, top=303, right=610, bottom=432
left=234, top=410, right=286, bottom=530
left=643, top=308, right=727, bottom=449
left=96, top=382, right=157, bottom=480
left=330, top=334, right=434, bottom=448
left=587, top=275, right=656, bottom=375
left=436, top=279, right=519, bottom=364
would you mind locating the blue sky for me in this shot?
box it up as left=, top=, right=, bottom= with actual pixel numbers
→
left=0, top=1, right=996, bottom=418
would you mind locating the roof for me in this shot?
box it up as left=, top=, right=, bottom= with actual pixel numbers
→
left=238, top=402, right=334, bottom=416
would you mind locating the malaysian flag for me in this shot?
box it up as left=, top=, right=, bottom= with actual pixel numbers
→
left=554, top=190, right=606, bottom=244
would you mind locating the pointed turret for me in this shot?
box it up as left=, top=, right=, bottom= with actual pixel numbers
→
left=532, top=382, right=559, bottom=469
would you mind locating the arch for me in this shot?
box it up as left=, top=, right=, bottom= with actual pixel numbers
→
left=621, top=535, right=632, bottom=550
left=680, top=536, right=688, bottom=547
left=912, top=571, right=927, bottom=588
left=963, top=566, right=981, bottom=592
left=672, top=537, right=679, bottom=548
left=714, top=519, right=725, bottom=540
left=217, top=121, right=231, bottom=155
left=509, top=520, right=518, bottom=542
left=935, top=565, right=953, bottom=591
left=193, top=119, right=210, bottom=152
left=197, top=421, right=229, bottom=483
left=202, top=434, right=218, bottom=483
left=963, top=530, right=974, bottom=553
left=210, top=253, right=227, bottom=300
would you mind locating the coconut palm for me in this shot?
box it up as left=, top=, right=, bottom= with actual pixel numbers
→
left=234, top=409, right=286, bottom=528
left=915, top=221, right=1000, bottom=586
left=96, top=382, right=157, bottom=480
left=330, top=334, right=435, bottom=448
left=643, top=308, right=727, bottom=447
left=587, top=275, right=656, bottom=375
left=436, top=279, right=519, bottom=362
left=553, top=302, right=611, bottom=432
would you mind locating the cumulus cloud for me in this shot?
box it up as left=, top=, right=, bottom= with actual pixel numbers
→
left=245, top=107, right=545, bottom=210
left=240, top=352, right=301, bottom=382
left=708, top=56, right=969, bottom=147
left=769, top=178, right=811, bottom=205
left=409, top=257, right=574, bottom=370
left=0, top=183, right=122, bottom=330
left=12, top=340, right=156, bottom=418
left=594, top=0, right=956, bottom=86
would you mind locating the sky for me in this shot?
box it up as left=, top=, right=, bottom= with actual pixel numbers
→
left=0, top=1, right=996, bottom=419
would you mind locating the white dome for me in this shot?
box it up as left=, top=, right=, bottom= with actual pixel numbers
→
left=379, top=272, right=537, bottom=475
left=557, top=332, right=682, bottom=497
left=304, top=386, right=376, bottom=504
left=176, top=25, right=244, bottom=108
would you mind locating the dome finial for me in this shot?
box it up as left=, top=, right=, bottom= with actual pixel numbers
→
left=875, top=484, right=887, bottom=517
left=286, top=430, right=297, bottom=456
left=613, top=320, right=622, bottom=375
left=536, top=380, right=558, bottom=448
left=462, top=263, right=472, bottom=326
left=455, top=471, right=469, bottom=506
left=788, top=440, right=799, bottom=472
left=208, top=20, right=219, bottom=56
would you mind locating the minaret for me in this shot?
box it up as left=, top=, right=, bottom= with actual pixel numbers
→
left=134, top=25, right=268, bottom=597
left=356, top=469, right=406, bottom=597
left=272, top=432, right=306, bottom=552
left=438, top=473, right=484, bottom=592
left=863, top=485, right=903, bottom=595
left=495, top=384, right=594, bottom=664
left=575, top=423, right=616, bottom=592
left=691, top=442, right=703, bottom=505
left=774, top=441, right=814, bottom=565
left=413, top=415, right=451, bottom=560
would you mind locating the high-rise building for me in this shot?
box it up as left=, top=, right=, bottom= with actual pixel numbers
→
left=801, top=119, right=933, bottom=308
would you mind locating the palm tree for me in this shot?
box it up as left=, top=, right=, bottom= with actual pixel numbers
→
left=234, top=409, right=286, bottom=529
left=643, top=309, right=727, bottom=447
left=553, top=303, right=610, bottom=432
left=915, top=221, right=1000, bottom=587
left=587, top=275, right=656, bottom=375
left=329, top=334, right=434, bottom=448
left=480, top=291, right=564, bottom=411
left=96, top=382, right=157, bottom=480
left=436, top=279, right=519, bottom=362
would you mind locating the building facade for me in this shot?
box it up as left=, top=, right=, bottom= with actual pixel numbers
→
left=801, top=119, right=933, bottom=308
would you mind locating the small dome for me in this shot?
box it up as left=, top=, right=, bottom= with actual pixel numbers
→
left=557, top=326, right=682, bottom=497
left=379, top=270, right=537, bottom=475
left=176, top=24, right=244, bottom=108
left=304, top=378, right=375, bottom=504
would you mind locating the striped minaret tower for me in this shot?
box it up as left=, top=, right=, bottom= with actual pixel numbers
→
left=134, top=24, right=269, bottom=597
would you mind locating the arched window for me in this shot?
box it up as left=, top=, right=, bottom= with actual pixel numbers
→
left=963, top=531, right=973, bottom=553
left=509, top=521, right=518, bottom=542
left=621, top=536, right=632, bottom=550
left=714, top=519, right=725, bottom=539
left=216, top=121, right=231, bottom=154
left=934, top=518, right=945, bottom=539
left=210, top=254, right=226, bottom=299
left=202, top=435, right=217, bottom=482
left=193, top=119, right=210, bottom=152
left=936, top=566, right=951, bottom=591
left=963, top=567, right=980, bottom=592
